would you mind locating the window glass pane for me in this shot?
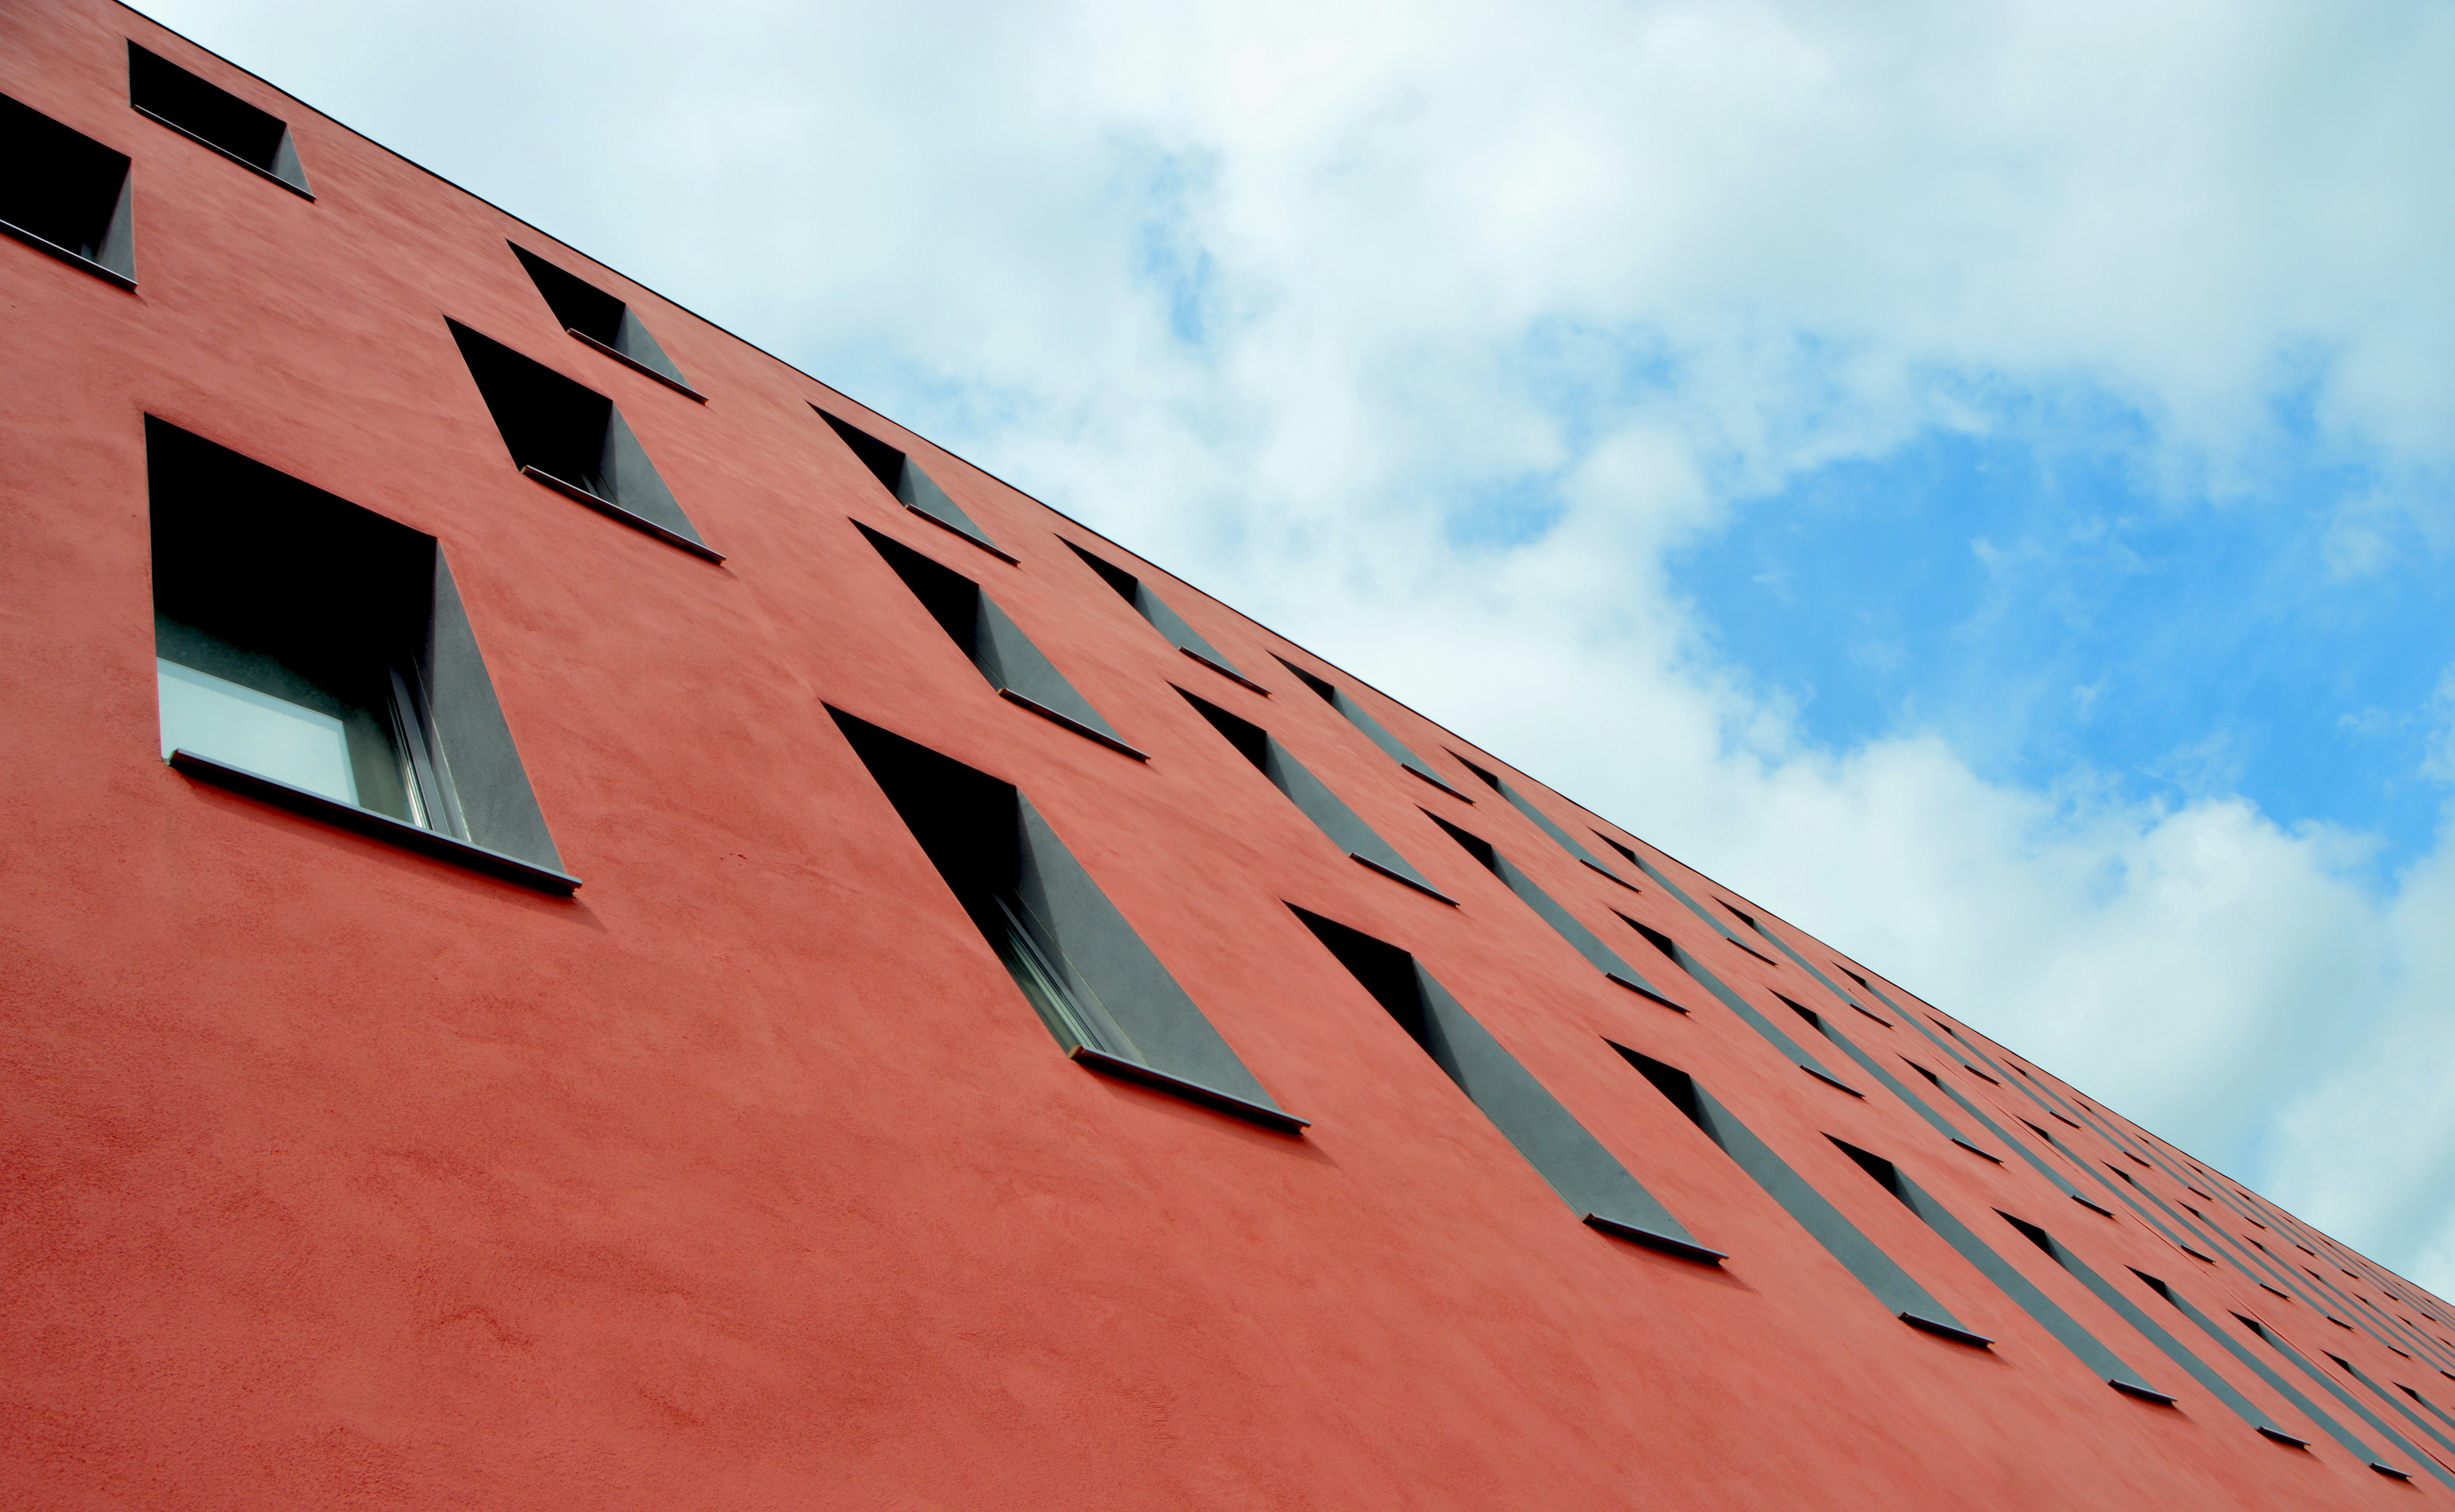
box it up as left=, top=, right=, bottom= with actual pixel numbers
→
left=158, top=657, right=357, bottom=805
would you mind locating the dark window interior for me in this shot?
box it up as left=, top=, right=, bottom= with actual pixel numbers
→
left=817, top=408, right=1004, bottom=556
left=1065, top=539, right=1144, bottom=604
left=127, top=42, right=307, bottom=193
left=860, top=524, right=983, bottom=659
left=1425, top=811, right=1499, bottom=874
left=447, top=320, right=708, bottom=554
left=1274, top=656, right=1339, bottom=702
left=1832, top=1138, right=1907, bottom=1199
left=1593, top=831, right=1641, bottom=866
left=508, top=244, right=692, bottom=391
left=1623, top=914, right=1679, bottom=962
left=0, top=91, right=135, bottom=283
left=151, top=422, right=441, bottom=829
left=1615, top=1045, right=1707, bottom=1126
left=1452, top=752, right=1505, bottom=792
left=1181, top=688, right=1270, bottom=771
left=1295, top=908, right=1434, bottom=1047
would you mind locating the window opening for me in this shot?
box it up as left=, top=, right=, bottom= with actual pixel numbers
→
left=1444, top=751, right=1636, bottom=889
left=1292, top=910, right=1715, bottom=1260
left=1065, top=541, right=1264, bottom=691
left=0, top=91, right=135, bottom=286
left=128, top=42, right=310, bottom=196
left=508, top=244, right=699, bottom=398
left=1418, top=813, right=1675, bottom=1006
left=1274, top=656, right=1464, bottom=796
left=818, top=408, right=1010, bottom=560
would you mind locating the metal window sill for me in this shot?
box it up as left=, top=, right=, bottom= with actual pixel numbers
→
left=905, top=503, right=1018, bottom=563
left=1581, top=857, right=1641, bottom=891
left=170, top=749, right=579, bottom=894
left=522, top=467, right=724, bottom=562
left=566, top=327, right=706, bottom=401
left=1178, top=645, right=1269, bottom=694
left=998, top=689, right=1148, bottom=759
left=1, top=217, right=135, bottom=289
left=1801, top=1065, right=1865, bottom=1098
left=2072, top=1194, right=2115, bottom=1217
left=1584, top=1213, right=1726, bottom=1264
left=1900, top=1312, right=1993, bottom=1348
left=132, top=104, right=314, bottom=198
left=1605, top=973, right=1689, bottom=1013
left=1951, top=1137, right=2003, bottom=1163
left=2110, top=1379, right=2178, bottom=1405
left=1070, top=1045, right=1307, bottom=1132
left=1402, top=763, right=1470, bottom=800
left=1350, top=853, right=1456, bottom=905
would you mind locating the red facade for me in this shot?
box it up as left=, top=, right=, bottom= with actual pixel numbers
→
left=4, top=5, right=2451, bottom=1506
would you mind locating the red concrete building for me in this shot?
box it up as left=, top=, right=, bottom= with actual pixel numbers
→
left=4, top=4, right=2452, bottom=1506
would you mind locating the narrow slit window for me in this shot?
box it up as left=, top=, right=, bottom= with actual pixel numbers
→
left=858, top=525, right=1142, bottom=758
left=1273, top=656, right=1464, bottom=796
left=127, top=42, right=310, bottom=197
left=1829, top=1137, right=2168, bottom=1397
left=818, top=408, right=1009, bottom=560
left=831, top=711, right=1298, bottom=1131
left=1293, top=909, right=1716, bottom=1261
left=1606, top=905, right=1858, bottom=1092
left=148, top=419, right=573, bottom=892
left=508, top=244, right=699, bottom=398
left=446, top=321, right=717, bottom=561
left=1445, top=751, right=1636, bottom=888
left=0, top=91, right=135, bottom=287
left=1420, top=812, right=1675, bottom=1007
left=1063, top=540, right=1263, bottom=691
left=1612, top=1044, right=1974, bottom=1340
left=1179, top=689, right=1447, bottom=901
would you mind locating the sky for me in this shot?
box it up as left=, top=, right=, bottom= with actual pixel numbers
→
left=136, top=0, right=2455, bottom=1290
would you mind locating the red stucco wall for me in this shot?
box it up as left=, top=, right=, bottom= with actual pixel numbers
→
left=3, top=4, right=2448, bottom=1505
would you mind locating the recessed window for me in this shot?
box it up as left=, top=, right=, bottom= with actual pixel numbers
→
left=1606, top=905, right=1858, bottom=1091
left=508, top=244, right=700, bottom=399
left=127, top=42, right=309, bottom=197
left=1180, top=689, right=1447, bottom=901
left=832, top=710, right=1298, bottom=1131
left=1445, top=749, right=1636, bottom=889
left=1613, top=1044, right=1968, bottom=1333
left=1064, top=540, right=1263, bottom=691
left=1274, top=656, right=1464, bottom=796
left=858, top=525, right=1143, bottom=758
left=0, top=91, right=135, bottom=287
left=1421, top=812, right=1671, bottom=1005
left=147, top=419, right=573, bottom=891
left=818, top=408, right=1010, bottom=561
left=446, top=320, right=719, bottom=561
left=1294, top=909, right=1717, bottom=1261
left=1832, top=1136, right=2169, bottom=1395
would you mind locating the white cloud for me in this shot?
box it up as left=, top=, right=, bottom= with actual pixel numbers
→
left=139, top=0, right=2455, bottom=1289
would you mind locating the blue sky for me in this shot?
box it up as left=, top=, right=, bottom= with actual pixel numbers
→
left=144, top=0, right=2455, bottom=1287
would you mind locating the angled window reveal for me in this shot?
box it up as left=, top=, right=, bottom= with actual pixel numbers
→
left=127, top=42, right=310, bottom=197
left=1423, top=813, right=1676, bottom=1008
left=1447, top=752, right=1636, bottom=889
left=2232, top=1307, right=2447, bottom=1483
left=1832, top=1138, right=2168, bottom=1397
left=859, top=525, right=1143, bottom=759
left=1995, top=1212, right=2297, bottom=1433
left=833, top=712, right=1299, bottom=1131
left=1294, top=909, right=1717, bottom=1261
left=1063, top=540, right=1264, bottom=692
left=1273, top=656, right=1465, bottom=796
left=1592, top=830, right=1783, bottom=967
left=148, top=419, right=574, bottom=893
left=446, top=320, right=718, bottom=562
left=1612, top=1045, right=1974, bottom=1339
left=1618, top=911, right=1858, bottom=1093
left=507, top=244, right=700, bottom=399
left=0, top=92, right=135, bottom=288
left=1181, top=690, right=1449, bottom=901
left=818, top=408, right=1010, bottom=561
left=1779, top=995, right=2001, bottom=1156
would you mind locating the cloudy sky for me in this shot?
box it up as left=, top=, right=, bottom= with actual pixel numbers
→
left=141, top=0, right=2455, bottom=1289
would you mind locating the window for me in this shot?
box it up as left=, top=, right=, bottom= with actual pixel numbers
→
left=858, top=525, right=1143, bottom=758
left=818, top=408, right=1010, bottom=561
left=1612, top=907, right=1860, bottom=1093
left=1179, top=689, right=1449, bottom=901
left=1421, top=812, right=1674, bottom=1007
left=1997, top=1212, right=2291, bottom=1428
left=0, top=91, right=135, bottom=287
left=831, top=710, right=1299, bottom=1131
left=1613, top=1045, right=1970, bottom=1336
left=127, top=42, right=310, bottom=197
left=1294, top=909, right=1717, bottom=1261
left=1446, top=751, right=1636, bottom=889
left=1272, top=656, right=1464, bottom=796
left=1064, top=540, right=1264, bottom=691
left=508, top=244, right=700, bottom=399
left=148, top=419, right=573, bottom=892
left=1832, top=1137, right=2169, bottom=1396
left=446, top=320, right=719, bottom=561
